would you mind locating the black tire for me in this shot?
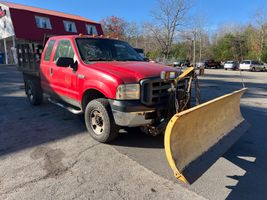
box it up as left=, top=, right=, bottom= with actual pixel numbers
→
left=25, top=79, right=43, bottom=105
left=251, top=67, right=256, bottom=72
left=84, top=98, right=119, bottom=143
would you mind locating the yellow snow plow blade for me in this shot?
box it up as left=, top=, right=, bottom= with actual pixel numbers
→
left=164, top=88, right=248, bottom=184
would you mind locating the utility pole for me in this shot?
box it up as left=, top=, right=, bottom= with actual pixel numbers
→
left=193, top=29, right=196, bottom=67
left=185, top=29, right=197, bottom=67
left=199, top=33, right=202, bottom=62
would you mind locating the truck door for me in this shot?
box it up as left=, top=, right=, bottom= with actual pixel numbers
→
left=50, top=39, right=79, bottom=104
left=40, top=39, right=56, bottom=93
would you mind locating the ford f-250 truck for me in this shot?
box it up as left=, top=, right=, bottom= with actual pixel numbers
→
left=18, top=35, right=188, bottom=143
left=17, top=35, right=248, bottom=184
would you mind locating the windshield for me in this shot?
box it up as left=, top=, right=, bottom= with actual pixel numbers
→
left=75, top=38, right=144, bottom=62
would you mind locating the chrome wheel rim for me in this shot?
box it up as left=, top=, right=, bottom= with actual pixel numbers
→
left=90, top=110, right=105, bottom=135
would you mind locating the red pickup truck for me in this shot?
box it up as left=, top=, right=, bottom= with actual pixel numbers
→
left=18, top=35, right=187, bottom=142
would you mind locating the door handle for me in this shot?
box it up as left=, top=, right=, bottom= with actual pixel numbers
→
left=50, top=67, right=53, bottom=76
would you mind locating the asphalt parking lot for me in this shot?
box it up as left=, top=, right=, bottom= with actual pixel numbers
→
left=0, top=66, right=266, bottom=200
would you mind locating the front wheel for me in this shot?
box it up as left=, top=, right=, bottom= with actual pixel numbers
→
left=25, top=79, right=43, bottom=105
left=85, top=98, right=119, bottom=143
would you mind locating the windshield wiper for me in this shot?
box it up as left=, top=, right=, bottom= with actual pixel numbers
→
left=116, top=59, right=142, bottom=62
left=85, top=57, right=143, bottom=62
left=85, top=57, right=115, bottom=62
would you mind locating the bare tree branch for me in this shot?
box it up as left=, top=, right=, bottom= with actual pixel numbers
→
left=147, top=0, right=191, bottom=58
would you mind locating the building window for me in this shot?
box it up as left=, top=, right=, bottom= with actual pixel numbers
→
left=35, top=16, right=52, bottom=29
left=86, top=24, right=98, bottom=35
left=63, top=21, right=77, bottom=33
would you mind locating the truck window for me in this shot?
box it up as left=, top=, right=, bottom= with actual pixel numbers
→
left=44, top=40, right=55, bottom=61
left=75, top=38, right=143, bottom=62
left=115, top=44, right=138, bottom=60
left=53, top=40, right=75, bottom=61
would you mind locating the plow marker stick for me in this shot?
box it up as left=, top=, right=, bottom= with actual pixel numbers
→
left=164, top=88, right=249, bottom=184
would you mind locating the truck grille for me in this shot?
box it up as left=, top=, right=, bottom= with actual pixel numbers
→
left=140, top=78, right=188, bottom=106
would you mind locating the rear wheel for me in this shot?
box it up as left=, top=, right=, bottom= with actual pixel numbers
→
left=85, top=98, right=119, bottom=143
left=25, top=79, right=43, bottom=105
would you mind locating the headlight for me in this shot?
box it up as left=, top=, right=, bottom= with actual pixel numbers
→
left=160, top=71, right=178, bottom=81
left=116, top=84, right=140, bottom=100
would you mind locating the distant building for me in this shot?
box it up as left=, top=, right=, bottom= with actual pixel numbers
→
left=0, top=1, right=103, bottom=64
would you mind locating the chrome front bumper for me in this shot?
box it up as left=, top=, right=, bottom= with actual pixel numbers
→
left=112, top=110, right=154, bottom=127
left=109, top=100, right=155, bottom=127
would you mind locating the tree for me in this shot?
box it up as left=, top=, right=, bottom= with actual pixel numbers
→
left=145, top=0, right=191, bottom=59
left=101, top=16, right=127, bottom=39
left=170, top=42, right=189, bottom=59
left=261, top=43, right=267, bottom=62
left=212, top=34, right=236, bottom=61
left=124, top=22, right=143, bottom=47
left=253, top=9, right=267, bottom=60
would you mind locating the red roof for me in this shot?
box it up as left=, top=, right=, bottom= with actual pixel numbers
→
left=0, top=1, right=98, bottom=24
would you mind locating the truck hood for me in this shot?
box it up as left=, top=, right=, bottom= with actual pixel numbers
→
left=90, top=61, right=180, bottom=83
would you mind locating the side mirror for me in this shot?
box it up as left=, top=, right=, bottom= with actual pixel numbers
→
left=56, top=57, right=78, bottom=70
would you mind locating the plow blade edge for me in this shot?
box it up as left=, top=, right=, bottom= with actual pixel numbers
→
left=164, top=88, right=249, bottom=184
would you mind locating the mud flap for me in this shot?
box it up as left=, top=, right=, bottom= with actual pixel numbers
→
left=164, top=88, right=249, bottom=184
